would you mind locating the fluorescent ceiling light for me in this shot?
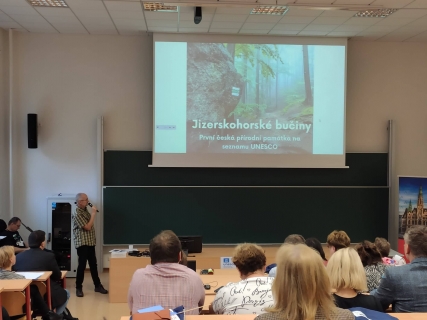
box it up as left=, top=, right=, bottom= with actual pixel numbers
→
left=143, top=2, right=178, bottom=12
left=27, top=0, right=68, bottom=7
left=251, top=6, right=288, bottom=15
left=354, top=8, right=398, bottom=18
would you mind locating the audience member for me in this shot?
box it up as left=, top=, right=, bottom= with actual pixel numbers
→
left=13, top=231, right=77, bottom=320
left=0, top=246, right=62, bottom=320
left=374, top=237, right=406, bottom=266
left=371, top=225, right=427, bottom=312
left=255, top=244, right=354, bottom=320
left=327, top=248, right=382, bottom=312
left=268, top=234, right=305, bottom=277
left=305, top=237, right=328, bottom=266
left=326, top=230, right=350, bottom=256
left=354, top=241, right=388, bottom=291
left=213, top=243, right=273, bottom=315
left=0, top=217, right=28, bottom=253
left=128, top=230, right=204, bottom=314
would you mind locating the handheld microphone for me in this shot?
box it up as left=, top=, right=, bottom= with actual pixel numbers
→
left=88, top=202, right=99, bottom=212
left=21, top=222, right=33, bottom=232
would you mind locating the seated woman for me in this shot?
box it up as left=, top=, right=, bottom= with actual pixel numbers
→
left=354, top=241, right=388, bottom=291
left=212, top=243, right=273, bottom=315
left=0, top=246, right=62, bottom=320
left=305, top=237, right=328, bottom=266
left=255, top=244, right=353, bottom=320
left=327, top=247, right=383, bottom=312
left=326, top=230, right=351, bottom=256
left=374, top=237, right=406, bottom=266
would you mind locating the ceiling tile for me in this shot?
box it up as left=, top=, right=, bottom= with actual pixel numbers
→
left=210, top=21, right=243, bottom=29
left=364, top=25, right=400, bottom=32
left=268, top=30, right=299, bottom=35
left=344, top=17, right=383, bottom=25
left=298, top=30, right=328, bottom=36
left=66, top=0, right=105, bottom=10
left=244, top=15, right=283, bottom=23
left=212, top=14, right=252, bottom=22
left=387, top=9, right=427, bottom=18
left=179, top=27, right=209, bottom=33
left=88, top=29, right=118, bottom=35
left=375, top=17, right=416, bottom=25
left=304, top=24, right=339, bottom=32
left=334, top=24, right=369, bottom=31
left=55, top=24, right=88, bottom=33
left=371, top=0, right=414, bottom=8
left=209, top=28, right=239, bottom=33
left=179, top=20, right=210, bottom=28
left=79, top=17, right=114, bottom=26
left=108, top=10, right=144, bottom=19
left=119, top=29, right=144, bottom=35
left=148, top=26, right=178, bottom=32
left=295, top=0, right=338, bottom=3
left=178, top=6, right=216, bottom=14
left=272, top=23, right=307, bottom=31
left=147, top=20, right=177, bottom=27
left=72, top=9, right=109, bottom=18
left=279, top=16, right=316, bottom=24
left=215, top=8, right=251, bottom=15
left=0, top=6, right=38, bottom=15
left=43, top=15, right=81, bottom=23
left=0, top=0, right=29, bottom=6
left=104, top=1, right=142, bottom=11
left=241, top=22, right=276, bottom=29
left=405, top=0, right=427, bottom=9
left=319, top=10, right=356, bottom=17
left=9, top=14, right=46, bottom=23
left=285, top=8, right=323, bottom=17
left=334, top=0, right=373, bottom=4
left=310, top=16, right=351, bottom=24
left=112, top=18, right=146, bottom=27
left=144, top=12, right=178, bottom=20
left=404, top=30, right=427, bottom=40
left=35, top=7, right=74, bottom=17
left=0, top=20, right=23, bottom=28
left=179, top=12, right=213, bottom=21
left=327, top=31, right=359, bottom=37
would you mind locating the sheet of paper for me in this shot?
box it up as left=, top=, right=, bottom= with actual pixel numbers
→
left=16, top=272, right=44, bottom=280
left=0, top=236, right=6, bottom=239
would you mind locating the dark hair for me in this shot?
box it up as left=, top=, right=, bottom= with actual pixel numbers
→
left=284, top=234, right=305, bottom=244
left=28, top=230, right=46, bottom=248
left=354, top=240, right=382, bottom=266
left=326, top=230, right=351, bottom=251
left=404, top=225, right=427, bottom=257
left=8, top=217, right=21, bottom=226
left=0, top=220, right=6, bottom=232
left=179, top=250, right=188, bottom=266
left=149, top=230, right=182, bottom=265
left=374, top=237, right=390, bottom=257
left=305, top=237, right=327, bottom=261
left=232, top=243, right=266, bottom=276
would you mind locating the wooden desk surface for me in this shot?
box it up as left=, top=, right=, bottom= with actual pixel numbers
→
left=61, top=271, right=67, bottom=279
left=121, top=314, right=427, bottom=320
left=0, top=279, right=32, bottom=291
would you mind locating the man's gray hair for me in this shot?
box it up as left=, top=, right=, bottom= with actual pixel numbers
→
left=404, top=225, right=427, bottom=257
left=75, top=193, right=85, bottom=201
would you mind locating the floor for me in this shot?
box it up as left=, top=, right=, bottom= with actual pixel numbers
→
left=65, top=271, right=128, bottom=320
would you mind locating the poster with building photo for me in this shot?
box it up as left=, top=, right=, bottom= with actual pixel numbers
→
left=398, top=176, right=427, bottom=256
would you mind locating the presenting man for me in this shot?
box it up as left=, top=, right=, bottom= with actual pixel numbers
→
left=72, top=193, right=108, bottom=297
left=128, top=230, right=205, bottom=314
left=0, top=217, right=28, bottom=253
left=371, top=225, right=427, bottom=312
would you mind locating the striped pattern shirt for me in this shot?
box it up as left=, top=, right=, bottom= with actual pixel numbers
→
left=128, top=263, right=205, bottom=315
left=72, top=207, right=96, bottom=248
left=0, top=270, right=25, bottom=279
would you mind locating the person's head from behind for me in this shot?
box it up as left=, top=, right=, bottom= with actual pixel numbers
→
left=0, top=219, right=7, bottom=232
left=354, top=240, right=382, bottom=267
left=374, top=237, right=391, bottom=258
left=0, top=246, right=16, bottom=269
left=284, top=234, right=305, bottom=244
left=232, top=243, right=266, bottom=279
left=404, top=225, right=427, bottom=262
left=269, top=244, right=335, bottom=319
left=305, top=237, right=327, bottom=261
left=28, top=230, right=47, bottom=249
left=326, top=247, right=367, bottom=293
left=326, top=230, right=350, bottom=255
left=149, top=230, right=182, bottom=265
left=7, top=217, right=22, bottom=232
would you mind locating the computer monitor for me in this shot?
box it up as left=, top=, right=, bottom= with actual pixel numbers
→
left=178, top=235, right=202, bottom=254
left=187, top=260, right=196, bottom=272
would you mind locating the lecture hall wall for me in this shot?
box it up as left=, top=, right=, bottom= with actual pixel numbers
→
left=1, top=31, right=427, bottom=267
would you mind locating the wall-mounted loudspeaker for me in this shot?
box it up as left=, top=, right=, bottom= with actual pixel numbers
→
left=194, top=7, right=202, bottom=24
left=27, top=113, right=38, bottom=149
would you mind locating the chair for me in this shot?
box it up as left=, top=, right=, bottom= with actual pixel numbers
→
left=2, top=291, right=27, bottom=319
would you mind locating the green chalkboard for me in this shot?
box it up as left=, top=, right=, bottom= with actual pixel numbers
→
left=103, top=187, right=388, bottom=244
left=103, top=152, right=389, bottom=244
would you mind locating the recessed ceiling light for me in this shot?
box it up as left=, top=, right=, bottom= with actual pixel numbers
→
left=251, top=6, right=288, bottom=15
left=27, top=0, right=68, bottom=7
left=143, top=2, right=178, bottom=12
left=354, top=8, right=398, bottom=18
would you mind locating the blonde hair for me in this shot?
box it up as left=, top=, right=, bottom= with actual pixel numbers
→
left=326, top=247, right=368, bottom=292
left=0, top=246, right=15, bottom=269
left=232, top=243, right=266, bottom=276
left=268, top=244, right=336, bottom=320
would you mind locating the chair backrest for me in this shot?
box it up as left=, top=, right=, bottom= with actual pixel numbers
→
left=33, top=281, right=47, bottom=297
left=2, top=291, right=26, bottom=316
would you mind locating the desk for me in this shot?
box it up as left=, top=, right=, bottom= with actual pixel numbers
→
left=0, top=287, right=3, bottom=320
left=0, top=279, right=32, bottom=320
left=18, top=271, right=53, bottom=309
left=120, top=314, right=427, bottom=320
left=110, top=246, right=279, bottom=303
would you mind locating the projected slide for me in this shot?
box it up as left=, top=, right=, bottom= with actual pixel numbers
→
left=155, top=41, right=345, bottom=157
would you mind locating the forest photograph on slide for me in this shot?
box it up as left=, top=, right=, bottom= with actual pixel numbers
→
left=186, top=42, right=314, bottom=154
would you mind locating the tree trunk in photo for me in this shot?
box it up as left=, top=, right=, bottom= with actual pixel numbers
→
left=302, top=45, right=313, bottom=106
left=227, top=43, right=235, bottom=64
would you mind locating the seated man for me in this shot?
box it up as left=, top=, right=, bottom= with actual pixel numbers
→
left=326, top=230, right=351, bottom=256
left=268, top=234, right=305, bottom=277
left=13, top=230, right=77, bottom=320
left=128, top=230, right=205, bottom=314
left=0, top=217, right=28, bottom=253
left=371, top=225, right=427, bottom=312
